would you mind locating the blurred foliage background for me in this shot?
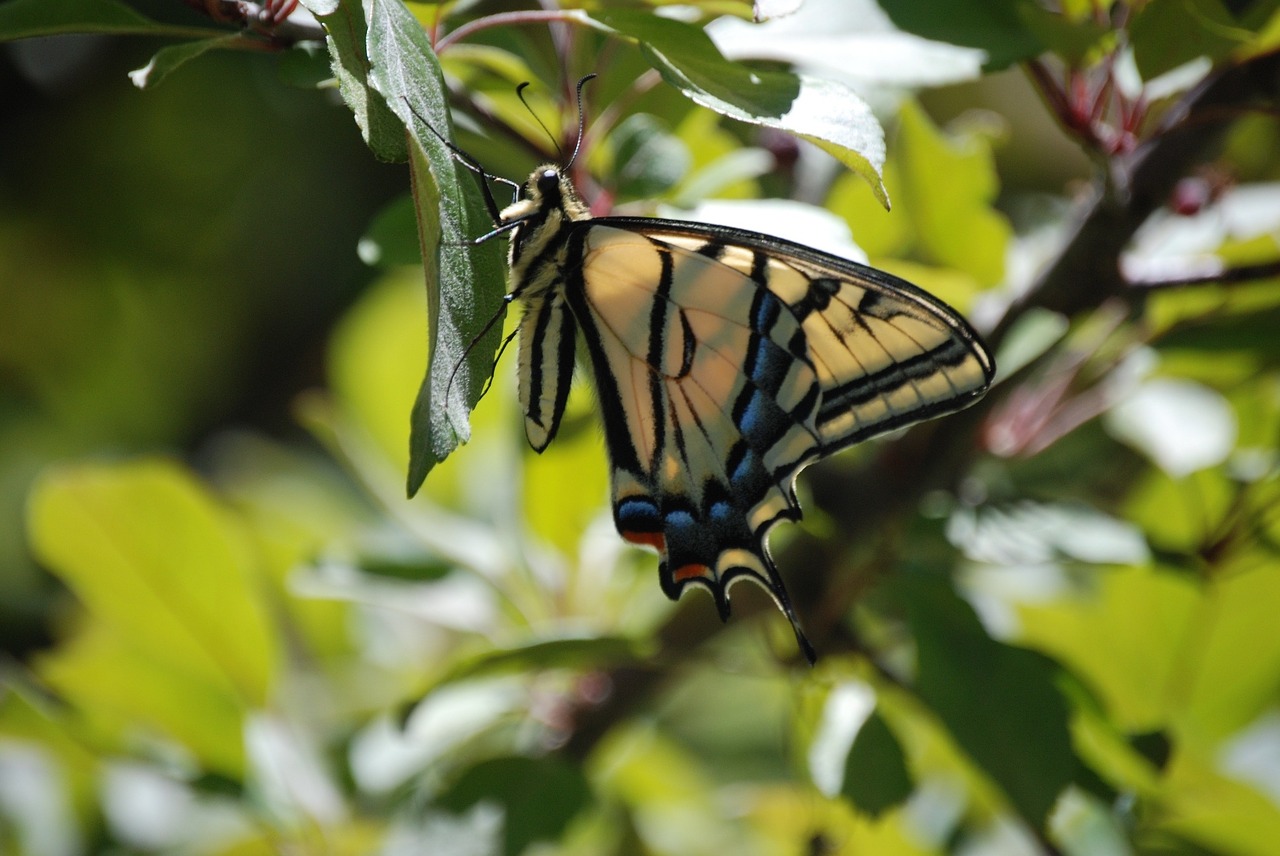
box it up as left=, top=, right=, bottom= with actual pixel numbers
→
left=3, top=0, right=1280, bottom=854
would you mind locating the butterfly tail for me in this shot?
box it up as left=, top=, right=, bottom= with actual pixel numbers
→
left=756, top=549, right=817, bottom=666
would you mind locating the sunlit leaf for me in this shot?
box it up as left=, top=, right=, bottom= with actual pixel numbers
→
left=523, top=384, right=611, bottom=558
left=754, top=0, right=804, bottom=21
left=586, top=9, right=888, bottom=205
left=742, top=783, right=926, bottom=855
left=27, top=459, right=279, bottom=707
left=37, top=622, right=249, bottom=777
left=1182, top=564, right=1280, bottom=742
left=827, top=162, right=911, bottom=259
left=894, top=101, right=1010, bottom=285
left=1016, top=564, right=1201, bottom=732
left=1126, top=468, right=1234, bottom=556
left=1106, top=378, right=1237, bottom=477
left=1160, top=745, right=1280, bottom=853
left=711, top=3, right=986, bottom=88
left=328, top=269, right=429, bottom=474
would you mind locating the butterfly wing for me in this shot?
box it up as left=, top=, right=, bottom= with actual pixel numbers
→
left=550, top=217, right=992, bottom=659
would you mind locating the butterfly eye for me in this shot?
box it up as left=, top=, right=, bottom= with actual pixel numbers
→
left=537, top=169, right=560, bottom=195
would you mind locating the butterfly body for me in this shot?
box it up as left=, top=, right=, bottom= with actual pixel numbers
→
left=498, top=165, right=994, bottom=662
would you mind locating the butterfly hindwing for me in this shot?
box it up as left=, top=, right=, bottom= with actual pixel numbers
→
left=566, top=225, right=826, bottom=630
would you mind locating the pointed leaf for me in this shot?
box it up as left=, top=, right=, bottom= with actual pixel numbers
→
left=300, top=0, right=407, bottom=162
left=588, top=10, right=887, bottom=205
left=841, top=709, right=913, bottom=818
left=362, top=0, right=507, bottom=495
left=129, top=34, right=248, bottom=89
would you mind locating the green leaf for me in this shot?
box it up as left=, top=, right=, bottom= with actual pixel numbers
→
left=522, top=381, right=611, bottom=558
left=901, top=575, right=1077, bottom=827
left=36, top=622, right=249, bottom=777
left=0, top=0, right=172, bottom=39
left=841, top=709, right=913, bottom=818
left=876, top=0, right=1045, bottom=68
left=434, top=637, right=648, bottom=687
left=276, top=40, right=336, bottom=89
left=359, top=193, right=422, bottom=269
left=360, top=0, right=507, bottom=495
left=327, top=269, right=426, bottom=474
left=1183, top=561, right=1280, bottom=742
left=1131, top=0, right=1250, bottom=80
left=129, top=34, right=248, bottom=89
left=1016, top=564, right=1201, bottom=733
left=437, top=756, right=593, bottom=856
left=300, top=0, right=407, bottom=163
left=26, top=459, right=279, bottom=707
left=611, top=113, right=692, bottom=200
left=587, top=9, right=888, bottom=205
left=1126, top=468, right=1234, bottom=556
left=894, top=101, right=1010, bottom=285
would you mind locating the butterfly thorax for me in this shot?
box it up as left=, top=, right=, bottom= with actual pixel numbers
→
left=504, top=166, right=590, bottom=300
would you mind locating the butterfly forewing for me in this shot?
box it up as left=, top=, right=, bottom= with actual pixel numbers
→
left=621, top=222, right=995, bottom=452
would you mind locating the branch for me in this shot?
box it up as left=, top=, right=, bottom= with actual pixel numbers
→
left=183, top=0, right=326, bottom=44
left=1126, top=258, right=1280, bottom=290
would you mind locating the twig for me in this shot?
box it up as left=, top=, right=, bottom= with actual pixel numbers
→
left=1126, top=259, right=1280, bottom=290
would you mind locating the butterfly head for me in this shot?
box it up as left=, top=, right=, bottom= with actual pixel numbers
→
left=502, top=165, right=590, bottom=274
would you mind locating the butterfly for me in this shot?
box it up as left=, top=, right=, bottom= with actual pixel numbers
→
left=437, top=99, right=995, bottom=663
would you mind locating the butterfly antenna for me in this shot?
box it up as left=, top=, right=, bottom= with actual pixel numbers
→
left=516, top=82, right=563, bottom=161
left=565, top=73, right=597, bottom=170
left=400, top=97, right=520, bottom=225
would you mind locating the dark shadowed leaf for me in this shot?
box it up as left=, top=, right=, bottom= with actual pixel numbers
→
left=875, top=0, right=1093, bottom=69
left=0, top=0, right=178, bottom=39
left=1130, top=0, right=1243, bottom=80
left=437, top=756, right=593, bottom=856
left=840, top=709, right=913, bottom=818
left=359, top=193, right=422, bottom=269
left=899, top=575, right=1077, bottom=826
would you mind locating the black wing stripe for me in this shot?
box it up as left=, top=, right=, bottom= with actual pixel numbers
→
left=818, top=339, right=973, bottom=421
left=560, top=228, right=645, bottom=476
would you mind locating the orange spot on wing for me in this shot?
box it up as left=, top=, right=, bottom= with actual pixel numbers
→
left=622, top=530, right=665, bottom=552
left=673, top=564, right=709, bottom=582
